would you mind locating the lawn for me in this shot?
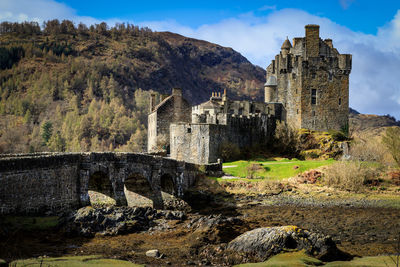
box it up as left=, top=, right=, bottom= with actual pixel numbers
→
left=222, top=158, right=335, bottom=180
left=3, top=216, right=59, bottom=231
left=235, top=251, right=399, bottom=267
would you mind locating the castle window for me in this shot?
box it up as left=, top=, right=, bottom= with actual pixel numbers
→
left=328, top=72, right=333, bottom=81
left=292, top=73, right=296, bottom=79
left=187, top=128, right=191, bottom=133
left=297, top=109, right=299, bottom=114
left=312, top=111, right=316, bottom=116
left=339, top=98, right=342, bottom=106
left=312, top=73, right=316, bottom=79
left=311, top=89, right=317, bottom=105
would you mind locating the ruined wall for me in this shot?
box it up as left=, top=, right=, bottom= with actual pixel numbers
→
left=147, top=89, right=192, bottom=153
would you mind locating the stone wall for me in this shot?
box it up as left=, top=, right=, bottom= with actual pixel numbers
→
left=148, top=88, right=192, bottom=153
left=0, top=152, right=220, bottom=215
left=300, top=57, right=350, bottom=131
left=170, top=114, right=276, bottom=164
left=265, top=24, right=351, bottom=132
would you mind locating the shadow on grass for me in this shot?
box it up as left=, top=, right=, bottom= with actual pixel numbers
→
left=0, top=215, right=89, bottom=263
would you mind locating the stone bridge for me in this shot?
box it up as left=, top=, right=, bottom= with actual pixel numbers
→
left=0, top=152, right=222, bottom=215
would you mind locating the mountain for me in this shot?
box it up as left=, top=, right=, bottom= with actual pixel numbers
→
left=350, top=111, right=399, bottom=133
left=0, top=20, right=266, bottom=153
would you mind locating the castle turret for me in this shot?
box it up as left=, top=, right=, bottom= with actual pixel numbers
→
left=281, top=37, right=292, bottom=57
left=264, top=76, right=277, bottom=103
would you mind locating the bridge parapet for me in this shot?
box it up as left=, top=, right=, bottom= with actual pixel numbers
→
left=0, top=152, right=222, bottom=215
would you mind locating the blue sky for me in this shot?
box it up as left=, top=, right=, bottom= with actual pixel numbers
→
left=1, top=0, right=400, bottom=119
left=60, top=0, right=397, bottom=35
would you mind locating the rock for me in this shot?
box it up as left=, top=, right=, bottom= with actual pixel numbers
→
left=187, top=214, right=244, bottom=243
left=146, top=249, right=160, bottom=258
left=60, top=206, right=186, bottom=237
left=227, top=226, right=347, bottom=261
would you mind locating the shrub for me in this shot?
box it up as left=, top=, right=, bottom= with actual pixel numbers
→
left=350, top=138, right=387, bottom=163
left=246, top=163, right=263, bottom=179
left=274, top=121, right=299, bottom=156
left=219, top=142, right=241, bottom=162
left=323, top=161, right=381, bottom=192
left=382, top=127, right=400, bottom=167
left=328, top=130, right=347, bottom=141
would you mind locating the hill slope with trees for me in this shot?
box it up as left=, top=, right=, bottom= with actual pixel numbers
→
left=0, top=20, right=265, bottom=153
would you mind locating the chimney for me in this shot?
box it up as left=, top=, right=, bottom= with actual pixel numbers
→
left=324, top=38, right=333, bottom=48
left=305, top=24, right=320, bottom=58
left=172, top=88, right=182, bottom=96
left=149, top=93, right=156, bottom=113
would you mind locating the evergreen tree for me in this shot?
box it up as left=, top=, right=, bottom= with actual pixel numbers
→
left=41, top=121, right=53, bottom=145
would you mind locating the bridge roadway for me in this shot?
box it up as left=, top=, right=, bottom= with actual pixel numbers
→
left=0, top=152, right=221, bottom=214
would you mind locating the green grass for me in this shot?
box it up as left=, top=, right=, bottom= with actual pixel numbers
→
left=3, top=216, right=59, bottom=231
left=223, top=158, right=335, bottom=180
left=235, top=251, right=323, bottom=267
left=11, top=255, right=144, bottom=266
left=234, top=251, right=399, bottom=267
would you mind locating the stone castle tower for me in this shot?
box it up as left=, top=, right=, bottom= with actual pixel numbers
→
left=265, top=24, right=352, bottom=131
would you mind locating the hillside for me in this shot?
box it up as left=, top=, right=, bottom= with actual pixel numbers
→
left=349, top=109, right=399, bottom=140
left=0, top=21, right=265, bottom=153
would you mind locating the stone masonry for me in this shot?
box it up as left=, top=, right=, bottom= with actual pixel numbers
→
left=265, top=24, right=351, bottom=131
left=148, top=88, right=192, bottom=153
left=148, top=25, right=351, bottom=164
left=0, top=152, right=221, bottom=215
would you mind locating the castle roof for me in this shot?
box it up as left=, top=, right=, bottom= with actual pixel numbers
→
left=201, top=100, right=222, bottom=109
left=281, top=37, right=292, bottom=50
left=151, top=95, right=173, bottom=112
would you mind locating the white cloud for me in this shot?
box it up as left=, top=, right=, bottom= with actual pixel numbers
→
left=1, top=0, right=399, bottom=119
left=0, top=0, right=75, bottom=23
left=0, top=0, right=114, bottom=26
left=143, top=9, right=400, bottom=119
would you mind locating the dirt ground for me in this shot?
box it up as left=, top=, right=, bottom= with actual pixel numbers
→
left=1, top=193, right=399, bottom=266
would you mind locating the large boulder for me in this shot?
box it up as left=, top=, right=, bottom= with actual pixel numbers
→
left=187, top=214, right=245, bottom=243
left=227, top=226, right=346, bottom=261
left=60, top=206, right=185, bottom=237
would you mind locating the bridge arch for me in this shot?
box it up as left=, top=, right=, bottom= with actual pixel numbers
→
left=160, top=173, right=176, bottom=195
left=124, top=172, right=154, bottom=207
left=88, top=170, right=116, bottom=206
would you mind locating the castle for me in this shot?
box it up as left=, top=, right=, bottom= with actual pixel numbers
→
left=148, top=25, right=351, bottom=164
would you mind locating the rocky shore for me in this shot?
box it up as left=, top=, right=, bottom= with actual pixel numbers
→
left=1, top=190, right=399, bottom=266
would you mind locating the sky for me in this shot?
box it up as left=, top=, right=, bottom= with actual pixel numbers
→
left=1, top=0, right=400, bottom=119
